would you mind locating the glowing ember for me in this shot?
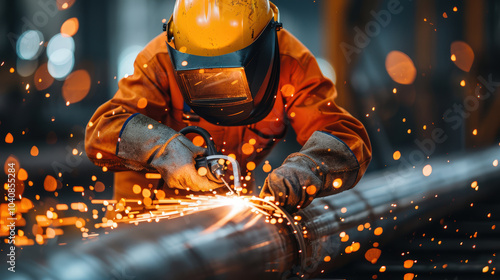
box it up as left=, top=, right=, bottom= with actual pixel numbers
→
left=246, top=162, right=256, bottom=171
left=333, top=178, right=343, bottom=189
left=306, top=185, right=317, bottom=195
left=365, top=248, right=382, bottom=264
left=262, top=161, right=272, bottom=173
left=341, top=233, right=349, bottom=242
left=18, top=168, right=28, bottom=181
left=137, top=97, right=148, bottom=109
left=241, top=143, right=254, bottom=155
left=198, top=166, right=208, bottom=176
left=404, top=259, right=414, bottom=268
left=345, top=246, right=353, bottom=254
left=5, top=133, right=14, bottom=143
left=192, top=135, right=205, bottom=147
left=281, top=84, right=295, bottom=97
left=44, top=175, right=58, bottom=192
left=404, top=273, right=415, bottom=280
left=30, top=146, right=39, bottom=156
left=351, top=242, right=360, bottom=252
left=393, top=151, right=401, bottom=160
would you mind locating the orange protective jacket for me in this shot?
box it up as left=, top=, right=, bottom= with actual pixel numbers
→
left=85, top=29, right=372, bottom=201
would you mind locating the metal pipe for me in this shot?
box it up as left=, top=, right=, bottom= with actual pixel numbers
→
left=7, top=146, right=500, bottom=280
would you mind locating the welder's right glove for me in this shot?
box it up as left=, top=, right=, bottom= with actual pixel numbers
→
left=260, top=131, right=360, bottom=213
left=116, top=113, right=223, bottom=192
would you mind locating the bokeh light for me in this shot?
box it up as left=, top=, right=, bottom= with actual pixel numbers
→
left=281, top=84, right=295, bottom=98
left=385, top=51, right=417, bottom=85
left=403, top=259, right=414, bottom=268
left=62, top=69, right=91, bottom=104
left=30, top=146, right=39, bottom=157
left=422, top=164, right=433, bottom=177
left=118, top=46, right=143, bottom=79
left=137, top=97, right=148, bottom=109
left=450, top=41, right=474, bottom=72
left=47, top=33, right=75, bottom=58
left=316, top=57, right=337, bottom=84
left=34, top=63, right=55, bottom=90
left=5, top=133, right=14, bottom=143
left=16, top=58, right=38, bottom=77
left=57, top=0, right=76, bottom=10
left=16, top=30, right=44, bottom=60
left=48, top=51, right=75, bottom=79
left=61, top=18, right=80, bottom=37
left=47, top=33, right=76, bottom=79
left=44, top=175, right=58, bottom=192
left=365, top=248, right=382, bottom=264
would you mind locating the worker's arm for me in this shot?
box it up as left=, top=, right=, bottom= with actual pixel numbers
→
left=85, top=48, right=221, bottom=191
left=85, top=50, right=170, bottom=170
left=261, top=31, right=372, bottom=212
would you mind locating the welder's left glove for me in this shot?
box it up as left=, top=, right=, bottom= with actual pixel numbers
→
left=260, top=131, right=360, bottom=213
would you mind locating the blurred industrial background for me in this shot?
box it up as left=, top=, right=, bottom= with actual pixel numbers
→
left=1, top=0, right=499, bottom=279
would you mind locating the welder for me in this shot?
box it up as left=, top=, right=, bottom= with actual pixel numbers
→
left=85, top=0, right=372, bottom=213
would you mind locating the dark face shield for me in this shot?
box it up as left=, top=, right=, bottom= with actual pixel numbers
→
left=167, top=20, right=281, bottom=126
left=177, top=68, right=251, bottom=105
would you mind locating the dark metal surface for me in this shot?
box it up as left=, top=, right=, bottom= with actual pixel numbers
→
left=6, top=146, right=500, bottom=280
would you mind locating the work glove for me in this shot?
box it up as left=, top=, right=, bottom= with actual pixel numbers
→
left=260, top=131, right=360, bottom=213
left=116, top=113, right=223, bottom=192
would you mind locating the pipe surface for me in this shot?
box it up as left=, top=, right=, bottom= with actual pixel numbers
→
left=6, top=146, right=500, bottom=280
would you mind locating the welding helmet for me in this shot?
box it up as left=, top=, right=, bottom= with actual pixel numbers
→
left=164, top=0, right=282, bottom=126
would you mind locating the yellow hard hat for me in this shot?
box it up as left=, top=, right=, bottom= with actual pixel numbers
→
left=166, top=0, right=280, bottom=56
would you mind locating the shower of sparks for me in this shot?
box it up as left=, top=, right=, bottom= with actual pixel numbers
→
left=86, top=194, right=292, bottom=232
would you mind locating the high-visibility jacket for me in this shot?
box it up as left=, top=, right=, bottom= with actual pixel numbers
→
left=85, top=29, right=372, bottom=201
